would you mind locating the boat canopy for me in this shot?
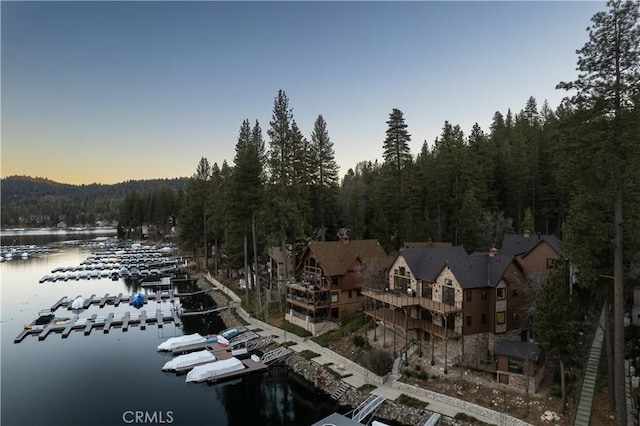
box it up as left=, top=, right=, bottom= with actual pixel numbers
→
left=185, top=357, right=244, bottom=383
left=162, top=350, right=216, bottom=371
left=157, top=333, right=205, bottom=351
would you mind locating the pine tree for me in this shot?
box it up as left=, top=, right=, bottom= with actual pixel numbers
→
left=381, top=108, right=412, bottom=247
left=309, top=114, right=339, bottom=241
left=382, top=108, right=412, bottom=184
left=557, top=2, right=640, bottom=422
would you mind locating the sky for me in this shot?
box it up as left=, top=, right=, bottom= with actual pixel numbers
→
left=1, top=1, right=606, bottom=185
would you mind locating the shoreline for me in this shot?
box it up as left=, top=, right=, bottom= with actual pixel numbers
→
left=195, top=274, right=434, bottom=426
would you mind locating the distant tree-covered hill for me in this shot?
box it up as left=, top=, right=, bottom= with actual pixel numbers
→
left=0, top=175, right=188, bottom=228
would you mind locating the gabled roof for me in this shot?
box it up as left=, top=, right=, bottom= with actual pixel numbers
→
left=399, top=246, right=468, bottom=283
left=500, top=233, right=564, bottom=258
left=495, top=340, right=541, bottom=361
left=305, top=239, right=388, bottom=277
left=398, top=247, right=516, bottom=289
left=467, top=253, right=516, bottom=288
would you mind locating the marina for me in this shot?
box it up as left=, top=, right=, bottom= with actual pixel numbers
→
left=2, top=237, right=340, bottom=426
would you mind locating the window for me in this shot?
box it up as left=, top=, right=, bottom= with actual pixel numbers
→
left=466, top=290, right=472, bottom=302
left=481, top=289, right=487, bottom=301
left=481, top=313, right=487, bottom=325
left=497, top=311, right=506, bottom=325
left=331, top=276, right=338, bottom=286
left=546, top=258, right=556, bottom=269
left=508, top=359, right=523, bottom=374
left=466, top=316, right=472, bottom=327
left=497, top=288, right=506, bottom=300
left=348, top=290, right=352, bottom=299
left=443, top=286, right=455, bottom=306
left=331, top=292, right=338, bottom=303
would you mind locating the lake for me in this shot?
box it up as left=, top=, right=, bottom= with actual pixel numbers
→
left=0, top=230, right=338, bottom=426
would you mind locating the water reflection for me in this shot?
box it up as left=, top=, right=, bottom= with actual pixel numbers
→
left=1, top=233, right=340, bottom=426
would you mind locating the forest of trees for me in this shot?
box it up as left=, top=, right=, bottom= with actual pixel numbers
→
left=0, top=176, right=187, bottom=228
left=2, top=2, right=637, bottom=421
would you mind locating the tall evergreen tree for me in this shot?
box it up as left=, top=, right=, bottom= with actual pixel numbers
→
left=264, top=90, right=304, bottom=280
left=381, top=108, right=412, bottom=246
left=309, top=114, right=339, bottom=241
left=178, top=157, right=211, bottom=267
left=226, top=119, right=266, bottom=267
left=382, top=108, right=412, bottom=185
left=557, top=2, right=640, bottom=422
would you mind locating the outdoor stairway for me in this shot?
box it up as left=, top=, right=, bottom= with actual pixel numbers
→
left=351, top=395, right=385, bottom=423
left=330, top=381, right=351, bottom=400
left=260, top=347, right=292, bottom=365
left=247, top=336, right=273, bottom=351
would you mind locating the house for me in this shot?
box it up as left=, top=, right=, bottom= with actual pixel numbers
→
left=285, top=237, right=388, bottom=336
left=362, top=245, right=530, bottom=384
left=495, top=340, right=545, bottom=394
left=267, top=246, right=294, bottom=289
left=500, top=231, right=568, bottom=281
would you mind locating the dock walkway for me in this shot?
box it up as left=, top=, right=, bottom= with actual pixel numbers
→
left=15, top=308, right=181, bottom=342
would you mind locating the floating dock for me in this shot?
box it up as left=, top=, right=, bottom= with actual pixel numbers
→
left=58, top=291, right=175, bottom=311
left=14, top=308, right=181, bottom=343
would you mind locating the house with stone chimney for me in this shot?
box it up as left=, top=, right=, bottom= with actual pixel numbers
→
left=362, top=245, right=544, bottom=392
left=284, top=236, right=389, bottom=336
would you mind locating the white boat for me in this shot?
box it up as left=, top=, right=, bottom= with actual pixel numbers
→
left=162, top=350, right=216, bottom=371
left=157, top=333, right=205, bottom=351
left=185, top=357, right=244, bottom=383
left=71, top=297, right=85, bottom=310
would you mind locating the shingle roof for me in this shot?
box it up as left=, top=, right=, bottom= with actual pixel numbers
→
left=500, top=234, right=564, bottom=258
left=495, top=340, right=541, bottom=361
left=307, top=239, right=388, bottom=276
left=467, top=253, right=516, bottom=288
left=399, top=246, right=468, bottom=283
left=399, top=247, right=515, bottom=289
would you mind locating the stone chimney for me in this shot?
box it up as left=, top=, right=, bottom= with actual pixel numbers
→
left=523, top=230, right=531, bottom=238
left=489, top=247, right=498, bottom=257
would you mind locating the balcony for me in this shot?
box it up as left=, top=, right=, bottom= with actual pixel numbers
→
left=286, top=281, right=329, bottom=294
left=362, top=288, right=462, bottom=315
left=362, top=288, right=419, bottom=308
left=286, top=294, right=330, bottom=311
left=365, top=307, right=462, bottom=339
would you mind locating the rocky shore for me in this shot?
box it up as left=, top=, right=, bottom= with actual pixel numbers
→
left=195, top=275, right=436, bottom=426
left=284, top=352, right=433, bottom=426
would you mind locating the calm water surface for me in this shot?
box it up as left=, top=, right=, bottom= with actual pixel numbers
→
left=1, top=232, right=338, bottom=426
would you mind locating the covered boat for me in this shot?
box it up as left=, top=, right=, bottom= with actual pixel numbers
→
left=132, top=293, right=144, bottom=309
left=221, top=328, right=239, bottom=339
left=185, top=357, right=244, bottom=383
left=162, top=350, right=216, bottom=371
left=157, top=333, right=205, bottom=351
left=71, top=296, right=85, bottom=310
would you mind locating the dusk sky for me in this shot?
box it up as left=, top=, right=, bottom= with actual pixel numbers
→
left=1, top=1, right=605, bottom=185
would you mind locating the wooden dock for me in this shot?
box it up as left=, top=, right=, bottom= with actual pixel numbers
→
left=14, top=308, right=181, bottom=342
left=205, top=358, right=268, bottom=384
